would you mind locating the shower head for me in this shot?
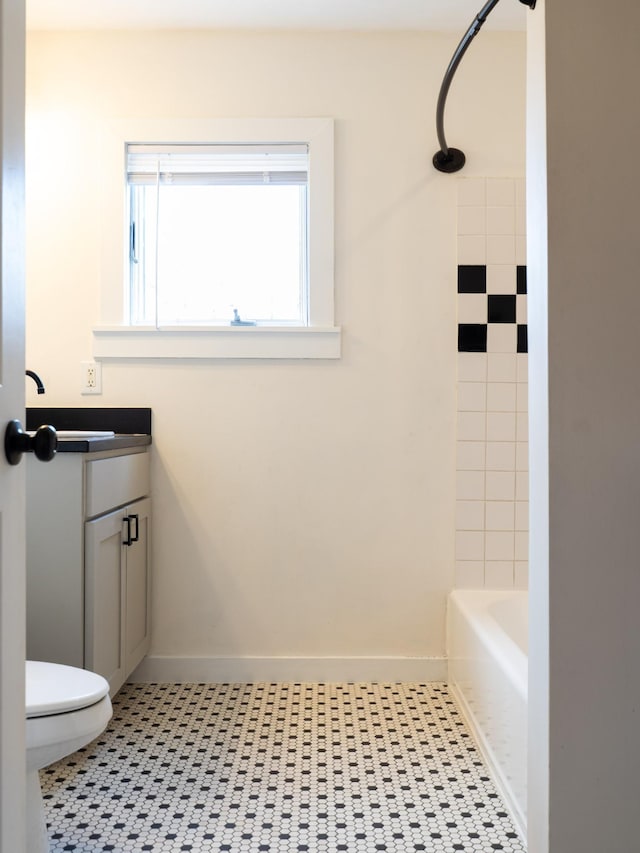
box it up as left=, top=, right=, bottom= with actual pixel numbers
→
left=433, top=0, right=536, bottom=174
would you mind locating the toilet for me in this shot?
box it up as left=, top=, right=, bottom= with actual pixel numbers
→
left=26, top=661, right=113, bottom=853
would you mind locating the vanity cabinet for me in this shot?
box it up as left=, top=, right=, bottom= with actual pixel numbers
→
left=27, top=446, right=151, bottom=696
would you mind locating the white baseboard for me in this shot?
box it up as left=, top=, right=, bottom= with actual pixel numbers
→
left=129, top=655, right=447, bottom=684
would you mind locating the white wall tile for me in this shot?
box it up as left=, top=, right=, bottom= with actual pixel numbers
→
left=487, top=382, right=517, bottom=412
left=456, top=530, right=485, bottom=561
left=457, top=352, right=486, bottom=382
left=515, top=531, right=529, bottom=562
left=455, top=561, right=486, bottom=588
left=487, top=235, right=516, bottom=265
left=456, top=441, right=485, bottom=471
left=458, top=293, right=488, bottom=324
left=487, top=206, right=515, bottom=235
left=455, top=174, right=527, bottom=592
left=486, top=471, right=516, bottom=501
left=516, top=294, right=527, bottom=324
left=487, top=177, right=515, bottom=206
left=488, top=353, right=517, bottom=382
left=486, top=531, right=515, bottom=561
left=458, top=382, right=487, bottom=411
left=487, top=412, right=517, bottom=442
left=514, top=561, right=529, bottom=589
left=487, top=324, right=517, bottom=353
left=458, top=235, right=486, bottom=264
left=486, top=264, right=517, bottom=295
left=456, top=500, right=485, bottom=531
left=515, top=471, right=529, bottom=501
left=485, top=561, right=515, bottom=589
left=516, top=442, right=529, bottom=471
left=457, top=411, right=486, bottom=442
left=457, top=177, right=486, bottom=206
left=486, top=441, right=516, bottom=471
left=457, top=205, right=486, bottom=235
left=515, top=501, right=529, bottom=531
left=486, top=501, right=515, bottom=531
left=516, top=411, right=528, bottom=442
left=516, top=382, right=528, bottom=412
left=516, top=353, right=528, bottom=383
left=456, top=470, right=485, bottom=501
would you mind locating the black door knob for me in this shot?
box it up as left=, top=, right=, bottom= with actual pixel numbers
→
left=4, top=420, right=57, bottom=465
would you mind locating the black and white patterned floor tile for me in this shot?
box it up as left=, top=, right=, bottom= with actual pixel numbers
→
left=41, top=682, right=526, bottom=853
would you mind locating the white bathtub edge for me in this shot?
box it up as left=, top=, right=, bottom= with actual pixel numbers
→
left=449, top=678, right=527, bottom=842
left=450, top=591, right=528, bottom=701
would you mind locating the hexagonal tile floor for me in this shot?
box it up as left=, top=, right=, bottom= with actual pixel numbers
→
left=41, top=682, right=525, bottom=852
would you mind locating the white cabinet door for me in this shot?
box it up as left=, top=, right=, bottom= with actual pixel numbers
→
left=85, top=508, right=126, bottom=694
left=124, top=497, right=151, bottom=676
left=85, top=496, right=151, bottom=696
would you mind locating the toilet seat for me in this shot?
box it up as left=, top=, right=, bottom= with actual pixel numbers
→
left=26, top=660, right=110, bottom=718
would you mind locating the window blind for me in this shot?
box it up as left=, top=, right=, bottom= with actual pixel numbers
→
left=127, top=143, right=309, bottom=186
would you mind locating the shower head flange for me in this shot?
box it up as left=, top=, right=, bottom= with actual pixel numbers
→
left=433, top=147, right=466, bottom=174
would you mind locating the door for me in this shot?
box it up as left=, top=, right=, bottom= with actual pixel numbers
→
left=0, top=1, right=27, bottom=851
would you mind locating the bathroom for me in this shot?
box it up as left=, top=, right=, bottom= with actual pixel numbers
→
left=8, top=2, right=640, bottom=853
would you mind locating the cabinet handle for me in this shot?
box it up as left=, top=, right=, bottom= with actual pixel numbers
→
left=129, top=513, right=139, bottom=543
left=123, top=516, right=132, bottom=546
left=123, top=513, right=139, bottom=546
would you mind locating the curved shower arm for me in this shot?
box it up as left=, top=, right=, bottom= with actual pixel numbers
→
left=433, top=0, right=536, bottom=174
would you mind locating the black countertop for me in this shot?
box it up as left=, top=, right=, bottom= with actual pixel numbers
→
left=26, top=407, right=152, bottom=453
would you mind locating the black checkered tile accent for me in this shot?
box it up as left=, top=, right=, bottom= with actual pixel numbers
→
left=458, top=265, right=527, bottom=353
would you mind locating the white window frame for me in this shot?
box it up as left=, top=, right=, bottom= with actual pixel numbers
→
left=94, top=118, right=340, bottom=360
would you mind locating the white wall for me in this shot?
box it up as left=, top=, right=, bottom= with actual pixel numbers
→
left=528, top=2, right=640, bottom=850
left=25, top=29, right=525, bottom=679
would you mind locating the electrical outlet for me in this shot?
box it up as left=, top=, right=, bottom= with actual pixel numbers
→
left=81, top=360, right=102, bottom=395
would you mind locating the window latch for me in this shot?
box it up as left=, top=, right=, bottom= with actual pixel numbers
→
left=230, top=308, right=256, bottom=327
left=130, top=222, right=139, bottom=264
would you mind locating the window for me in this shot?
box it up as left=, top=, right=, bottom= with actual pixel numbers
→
left=95, top=118, right=339, bottom=359
left=127, top=144, right=309, bottom=327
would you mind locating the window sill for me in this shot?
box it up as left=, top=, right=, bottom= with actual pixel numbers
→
left=92, top=325, right=341, bottom=360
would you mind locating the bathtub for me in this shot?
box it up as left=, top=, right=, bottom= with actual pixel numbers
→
left=447, top=589, right=528, bottom=839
